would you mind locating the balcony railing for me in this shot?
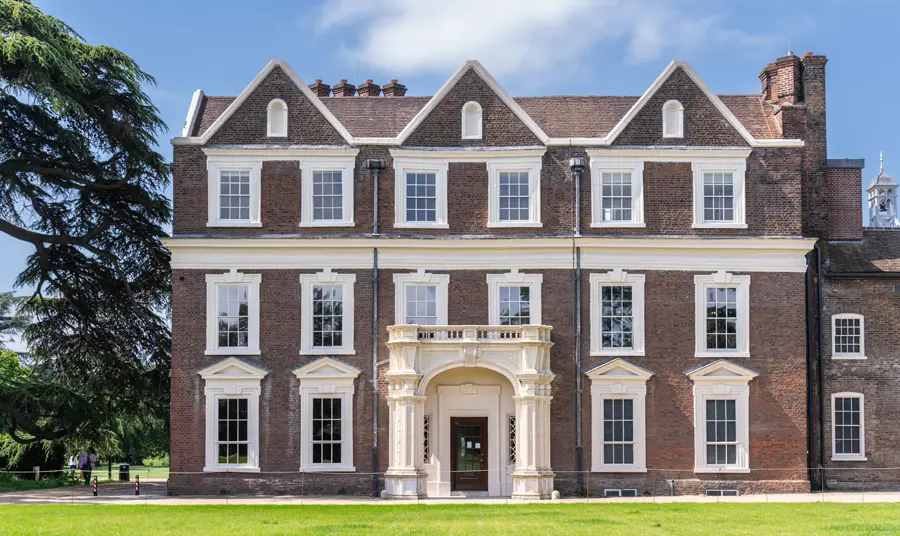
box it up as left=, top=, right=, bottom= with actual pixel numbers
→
left=387, top=324, right=552, bottom=344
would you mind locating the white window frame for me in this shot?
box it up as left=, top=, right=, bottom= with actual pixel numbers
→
left=205, top=270, right=261, bottom=356
left=299, top=156, right=356, bottom=227
left=393, top=270, right=449, bottom=325
left=300, top=269, right=356, bottom=355
left=487, top=158, right=543, bottom=227
left=461, top=101, right=483, bottom=140
left=692, top=160, right=747, bottom=229
left=294, top=357, right=361, bottom=472
left=694, top=271, right=750, bottom=358
left=590, top=270, right=645, bottom=357
left=267, top=98, right=288, bottom=137
left=199, top=357, right=267, bottom=473
left=831, top=392, right=867, bottom=462
left=206, top=159, right=262, bottom=227
left=586, top=358, right=652, bottom=473
left=393, top=158, right=449, bottom=229
left=831, top=313, right=866, bottom=360
left=589, top=155, right=645, bottom=228
left=662, top=99, right=684, bottom=138
left=487, top=269, right=543, bottom=325
left=688, top=360, right=757, bottom=474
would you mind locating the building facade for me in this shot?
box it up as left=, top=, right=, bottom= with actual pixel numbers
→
left=166, top=52, right=870, bottom=497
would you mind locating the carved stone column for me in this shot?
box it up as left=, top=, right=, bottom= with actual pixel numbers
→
left=383, top=373, right=427, bottom=499
left=512, top=375, right=555, bottom=499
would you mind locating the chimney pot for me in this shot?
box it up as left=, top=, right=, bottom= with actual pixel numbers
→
left=804, top=51, right=814, bottom=57
left=332, top=80, right=356, bottom=97
left=308, top=79, right=331, bottom=97
left=382, top=79, right=407, bottom=97
left=357, top=79, right=381, bottom=97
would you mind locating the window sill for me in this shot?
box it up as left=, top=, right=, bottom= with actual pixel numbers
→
left=832, top=354, right=867, bottom=360
left=205, top=348, right=261, bottom=356
left=300, top=465, right=356, bottom=473
left=203, top=466, right=260, bottom=473
left=591, top=349, right=646, bottom=357
left=591, top=466, right=647, bottom=473
left=394, top=223, right=450, bottom=229
left=694, top=351, right=750, bottom=359
left=207, top=221, right=263, bottom=228
left=299, top=348, right=356, bottom=356
left=694, top=467, right=750, bottom=474
left=487, top=221, right=544, bottom=228
left=590, top=222, right=647, bottom=228
left=831, top=456, right=867, bottom=462
left=692, top=223, right=748, bottom=229
left=299, top=221, right=356, bottom=228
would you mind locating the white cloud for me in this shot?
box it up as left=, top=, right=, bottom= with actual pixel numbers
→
left=316, top=0, right=773, bottom=80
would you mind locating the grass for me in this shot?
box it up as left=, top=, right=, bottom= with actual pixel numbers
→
left=2, top=504, right=900, bottom=535
left=0, top=466, right=169, bottom=493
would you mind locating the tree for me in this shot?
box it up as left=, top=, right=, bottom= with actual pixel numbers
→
left=0, top=0, right=171, bottom=445
left=0, top=292, right=26, bottom=348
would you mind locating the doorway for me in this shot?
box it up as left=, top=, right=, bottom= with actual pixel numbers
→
left=450, top=417, right=488, bottom=491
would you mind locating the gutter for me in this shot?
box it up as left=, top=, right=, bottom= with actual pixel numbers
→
left=827, top=272, right=900, bottom=279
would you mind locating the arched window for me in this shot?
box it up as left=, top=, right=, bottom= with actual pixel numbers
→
left=662, top=100, right=683, bottom=138
left=267, top=99, right=288, bottom=137
left=461, top=101, right=482, bottom=140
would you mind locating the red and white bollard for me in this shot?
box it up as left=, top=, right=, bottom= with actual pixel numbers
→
left=92, top=476, right=97, bottom=496
left=135, top=474, right=140, bottom=496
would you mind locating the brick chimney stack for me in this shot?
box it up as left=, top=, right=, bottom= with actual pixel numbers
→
left=308, top=79, right=331, bottom=97
left=381, top=79, right=407, bottom=97
left=357, top=79, right=381, bottom=97
left=332, top=79, right=356, bottom=97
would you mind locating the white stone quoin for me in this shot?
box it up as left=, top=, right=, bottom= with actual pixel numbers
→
left=384, top=324, right=555, bottom=499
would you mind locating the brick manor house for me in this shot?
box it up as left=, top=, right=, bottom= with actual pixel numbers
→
left=166, top=51, right=899, bottom=498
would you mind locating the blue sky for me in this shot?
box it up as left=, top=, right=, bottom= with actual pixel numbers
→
left=2, top=0, right=897, bottom=297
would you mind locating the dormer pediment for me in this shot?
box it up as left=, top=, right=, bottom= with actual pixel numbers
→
left=198, top=357, right=268, bottom=380
left=586, top=358, right=655, bottom=382
left=686, top=359, right=758, bottom=383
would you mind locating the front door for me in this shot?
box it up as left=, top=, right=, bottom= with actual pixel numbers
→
left=450, top=417, right=488, bottom=491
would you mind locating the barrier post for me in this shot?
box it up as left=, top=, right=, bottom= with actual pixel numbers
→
left=33, top=466, right=40, bottom=481
left=135, top=474, right=140, bottom=495
left=92, top=476, right=98, bottom=496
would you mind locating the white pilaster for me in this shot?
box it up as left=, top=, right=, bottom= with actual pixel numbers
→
left=512, top=376, right=554, bottom=499
left=384, top=374, right=427, bottom=498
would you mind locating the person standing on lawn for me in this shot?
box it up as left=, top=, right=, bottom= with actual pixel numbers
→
left=79, top=450, right=93, bottom=486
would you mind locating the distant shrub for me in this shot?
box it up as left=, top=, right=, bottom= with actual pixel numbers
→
left=141, top=454, right=169, bottom=467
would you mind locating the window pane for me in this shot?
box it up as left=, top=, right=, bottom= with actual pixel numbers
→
left=600, top=285, right=633, bottom=348
left=499, top=285, right=531, bottom=325
left=218, top=170, right=251, bottom=222
left=600, top=172, right=633, bottom=222
left=702, top=172, right=735, bottom=222
left=498, top=172, right=531, bottom=222
left=405, top=173, right=437, bottom=222
left=602, top=398, right=634, bottom=465
left=311, top=284, right=344, bottom=348
left=705, top=286, right=738, bottom=351
left=311, top=170, right=344, bottom=221
left=406, top=284, right=438, bottom=324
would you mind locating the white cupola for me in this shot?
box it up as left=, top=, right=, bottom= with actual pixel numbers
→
left=867, top=152, right=899, bottom=227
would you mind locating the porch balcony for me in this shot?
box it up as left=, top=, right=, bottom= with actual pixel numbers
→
left=383, top=324, right=555, bottom=500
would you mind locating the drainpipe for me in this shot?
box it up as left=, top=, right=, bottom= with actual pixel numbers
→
left=569, top=157, right=586, bottom=493
left=804, top=250, right=815, bottom=486
left=815, top=242, right=825, bottom=487
left=364, top=158, right=386, bottom=496
left=364, top=158, right=386, bottom=236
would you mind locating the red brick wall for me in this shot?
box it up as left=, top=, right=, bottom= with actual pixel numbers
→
left=612, top=67, right=748, bottom=147
left=170, top=266, right=808, bottom=495
left=827, top=167, right=863, bottom=241
left=206, top=66, right=347, bottom=146
left=402, top=69, right=542, bottom=147
left=821, top=278, right=900, bottom=488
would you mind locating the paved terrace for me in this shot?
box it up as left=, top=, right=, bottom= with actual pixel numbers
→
left=3, top=483, right=900, bottom=505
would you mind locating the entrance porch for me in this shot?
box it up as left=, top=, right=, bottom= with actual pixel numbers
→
left=383, top=325, right=555, bottom=499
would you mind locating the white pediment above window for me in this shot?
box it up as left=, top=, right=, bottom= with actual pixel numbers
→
left=585, top=358, right=654, bottom=382
left=198, top=357, right=268, bottom=380
left=293, top=357, right=362, bottom=382
left=686, top=359, right=758, bottom=383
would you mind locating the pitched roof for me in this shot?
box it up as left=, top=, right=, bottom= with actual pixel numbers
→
left=179, top=59, right=798, bottom=147
left=320, top=96, right=431, bottom=138
left=825, top=231, right=900, bottom=274
left=514, top=96, right=638, bottom=138
left=193, top=93, right=778, bottom=140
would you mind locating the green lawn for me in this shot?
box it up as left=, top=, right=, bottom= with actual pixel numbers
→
left=2, top=504, right=900, bottom=535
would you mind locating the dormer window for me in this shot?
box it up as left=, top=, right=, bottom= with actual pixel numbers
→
left=267, top=99, right=288, bottom=137
left=461, top=101, right=482, bottom=140
left=662, top=100, right=683, bottom=138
